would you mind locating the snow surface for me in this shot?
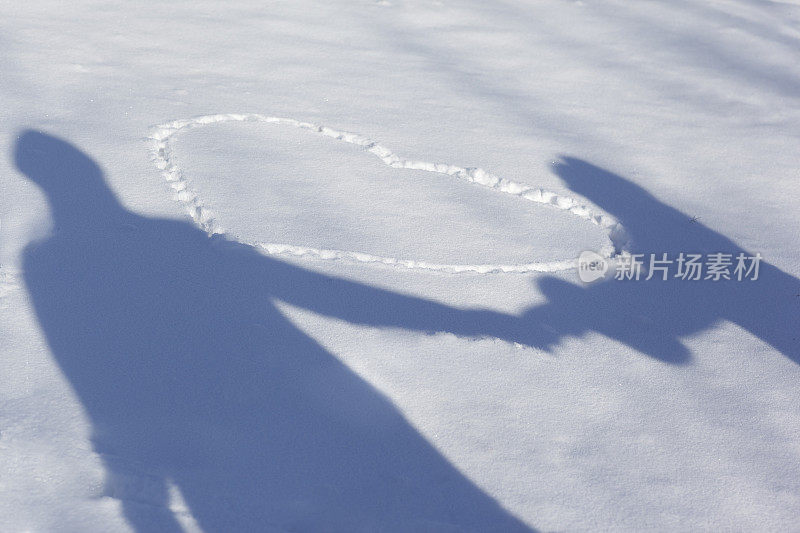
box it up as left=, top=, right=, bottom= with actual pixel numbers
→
left=1, top=0, right=800, bottom=531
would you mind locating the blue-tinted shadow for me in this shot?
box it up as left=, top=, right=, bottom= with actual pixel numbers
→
left=524, top=157, right=799, bottom=365
left=16, top=130, right=536, bottom=532
left=16, top=130, right=798, bottom=531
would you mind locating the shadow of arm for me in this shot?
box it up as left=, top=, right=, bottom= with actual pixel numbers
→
left=272, top=262, right=520, bottom=340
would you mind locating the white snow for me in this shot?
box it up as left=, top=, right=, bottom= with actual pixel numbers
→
left=1, top=0, right=799, bottom=531
left=155, top=113, right=625, bottom=272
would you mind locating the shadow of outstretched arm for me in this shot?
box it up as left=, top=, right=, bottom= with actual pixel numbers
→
left=220, top=155, right=800, bottom=366
left=219, top=238, right=558, bottom=349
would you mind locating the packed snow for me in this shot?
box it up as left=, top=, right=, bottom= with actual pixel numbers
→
left=1, top=0, right=799, bottom=531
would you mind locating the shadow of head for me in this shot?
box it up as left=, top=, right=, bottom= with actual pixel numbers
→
left=552, top=156, right=701, bottom=252
left=14, top=130, right=123, bottom=228
left=15, top=130, right=103, bottom=188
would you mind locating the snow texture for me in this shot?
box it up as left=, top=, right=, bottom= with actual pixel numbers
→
left=1, top=0, right=800, bottom=531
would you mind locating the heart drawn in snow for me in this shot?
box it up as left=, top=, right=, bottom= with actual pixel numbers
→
left=149, top=114, right=628, bottom=274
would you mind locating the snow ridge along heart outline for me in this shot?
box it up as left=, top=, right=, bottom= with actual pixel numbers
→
left=149, top=113, right=630, bottom=274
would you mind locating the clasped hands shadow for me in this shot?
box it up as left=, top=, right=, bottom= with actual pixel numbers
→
left=14, top=130, right=798, bottom=532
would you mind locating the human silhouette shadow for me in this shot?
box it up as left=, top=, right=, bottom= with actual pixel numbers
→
left=16, top=131, right=537, bottom=532
left=522, top=157, right=799, bottom=365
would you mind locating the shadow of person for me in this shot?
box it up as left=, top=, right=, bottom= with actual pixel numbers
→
left=520, top=157, right=799, bottom=365
left=15, top=130, right=537, bottom=532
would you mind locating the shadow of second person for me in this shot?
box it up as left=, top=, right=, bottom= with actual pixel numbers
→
left=15, top=130, right=535, bottom=532
left=521, top=157, right=800, bottom=366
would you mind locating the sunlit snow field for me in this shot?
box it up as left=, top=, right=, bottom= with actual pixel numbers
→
left=1, top=1, right=799, bottom=531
